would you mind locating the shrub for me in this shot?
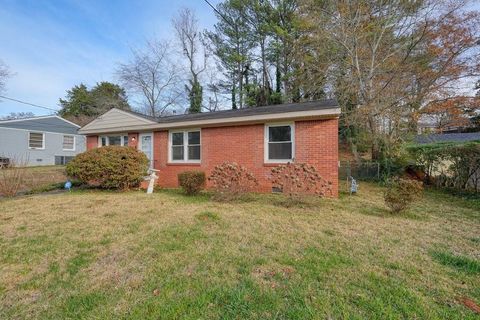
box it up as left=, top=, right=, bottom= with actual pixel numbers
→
left=270, top=162, right=333, bottom=198
left=66, top=146, right=149, bottom=190
left=384, top=177, right=423, bottom=213
left=178, top=171, right=206, bottom=195
left=407, top=142, right=480, bottom=192
left=208, top=162, right=258, bottom=201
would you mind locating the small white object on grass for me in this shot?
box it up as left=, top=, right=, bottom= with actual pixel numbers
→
left=349, top=176, right=358, bottom=195
left=146, top=169, right=160, bottom=194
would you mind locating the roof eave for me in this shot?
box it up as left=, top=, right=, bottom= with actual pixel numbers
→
left=78, top=107, right=340, bottom=135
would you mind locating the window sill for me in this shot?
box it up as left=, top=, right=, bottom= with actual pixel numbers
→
left=264, top=160, right=294, bottom=166
left=167, top=162, right=201, bottom=166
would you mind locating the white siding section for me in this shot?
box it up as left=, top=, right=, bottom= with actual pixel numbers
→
left=81, top=109, right=155, bottom=132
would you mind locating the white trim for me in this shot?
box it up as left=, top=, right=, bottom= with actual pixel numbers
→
left=79, top=107, right=340, bottom=134
left=168, top=129, right=201, bottom=164
left=98, top=133, right=129, bottom=147
left=138, top=132, right=154, bottom=168
left=62, top=135, right=76, bottom=151
left=28, top=132, right=45, bottom=150
left=264, top=123, right=295, bottom=163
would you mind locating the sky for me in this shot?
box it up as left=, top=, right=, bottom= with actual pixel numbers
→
left=0, top=0, right=219, bottom=117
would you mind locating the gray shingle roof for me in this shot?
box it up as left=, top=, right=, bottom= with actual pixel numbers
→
left=0, top=116, right=80, bottom=134
left=416, top=132, right=480, bottom=144
left=124, top=99, right=339, bottom=124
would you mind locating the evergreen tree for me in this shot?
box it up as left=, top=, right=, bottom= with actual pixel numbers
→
left=205, top=0, right=255, bottom=109
left=58, top=82, right=130, bottom=125
left=187, top=76, right=203, bottom=113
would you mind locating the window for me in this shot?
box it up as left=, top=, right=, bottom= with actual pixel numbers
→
left=55, top=156, right=74, bottom=165
left=169, top=130, right=201, bottom=163
left=265, top=124, right=294, bottom=162
left=62, top=135, right=75, bottom=150
left=99, top=135, right=129, bottom=147
left=29, top=132, right=44, bottom=149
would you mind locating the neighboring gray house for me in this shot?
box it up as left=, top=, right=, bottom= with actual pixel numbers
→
left=416, top=132, right=480, bottom=144
left=0, top=115, right=86, bottom=166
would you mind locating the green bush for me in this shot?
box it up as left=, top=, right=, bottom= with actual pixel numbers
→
left=178, top=171, right=206, bottom=195
left=384, top=177, right=423, bottom=213
left=407, top=141, right=480, bottom=192
left=66, top=146, right=149, bottom=190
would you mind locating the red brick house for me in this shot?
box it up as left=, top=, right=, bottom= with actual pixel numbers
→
left=79, top=100, right=340, bottom=196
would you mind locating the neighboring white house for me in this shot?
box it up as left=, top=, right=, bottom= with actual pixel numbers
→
left=0, top=115, right=86, bottom=166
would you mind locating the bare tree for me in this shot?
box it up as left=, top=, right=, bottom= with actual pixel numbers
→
left=299, top=0, right=480, bottom=159
left=203, top=67, right=226, bottom=112
left=0, top=60, right=12, bottom=95
left=172, top=8, right=208, bottom=113
left=116, top=40, right=182, bottom=117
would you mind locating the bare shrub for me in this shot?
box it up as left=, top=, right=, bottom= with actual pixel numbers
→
left=0, top=158, right=28, bottom=197
left=270, top=162, right=333, bottom=201
left=384, top=177, right=423, bottom=213
left=208, top=162, right=258, bottom=201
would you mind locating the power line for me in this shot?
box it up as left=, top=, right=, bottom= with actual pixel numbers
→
left=0, top=95, right=59, bottom=112
left=203, top=0, right=236, bottom=29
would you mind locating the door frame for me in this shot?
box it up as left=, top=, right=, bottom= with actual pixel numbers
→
left=138, top=132, right=154, bottom=168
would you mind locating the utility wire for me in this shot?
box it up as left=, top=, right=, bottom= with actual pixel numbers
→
left=203, top=0, right=236, bottom=29
left=0, top=95, right=59, bottom=112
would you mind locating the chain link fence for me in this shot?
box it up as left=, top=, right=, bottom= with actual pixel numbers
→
left=339, top=161, right=380, bottom=181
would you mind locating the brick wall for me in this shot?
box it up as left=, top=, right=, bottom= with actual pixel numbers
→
left=127, top=133, right=138, bottom=148
left=86, top=135, right=98, bottom=150
left=86, top=118, right=339, bottom=197
left=152, top=119, right=339, bottom=197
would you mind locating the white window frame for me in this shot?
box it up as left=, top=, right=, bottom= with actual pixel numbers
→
left=264, top=123, right=295, bottom=163
left=28, top=132, right=45, bottom=150
left=98, top=134, right=129, bottom=147
left=168, top=129, right=201, bottom=164
left=62, top=135, right=76, bottom=151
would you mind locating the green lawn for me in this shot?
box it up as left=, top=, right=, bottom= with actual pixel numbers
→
left=0, top=183, right=479, bottom=319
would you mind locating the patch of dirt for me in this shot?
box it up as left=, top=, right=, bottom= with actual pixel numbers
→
left=459, top=297, right=480, bottom=314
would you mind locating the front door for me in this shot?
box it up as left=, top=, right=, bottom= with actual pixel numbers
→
left=139, top=133, right=153, bottom=168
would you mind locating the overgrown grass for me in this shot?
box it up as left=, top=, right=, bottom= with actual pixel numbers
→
left=0, top=182, right=479, bottom=319
left=18, top=165, right=68, bottom=192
